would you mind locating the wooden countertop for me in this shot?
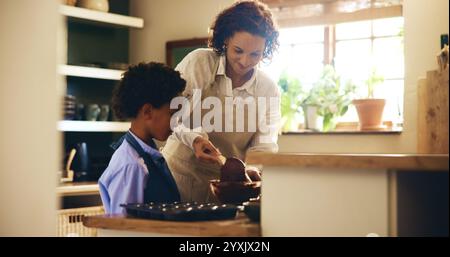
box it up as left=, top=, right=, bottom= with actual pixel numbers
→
left=57, top=182, right=99, bottom=196
left=83, top=213, right=260, bottom=236
left=246, top=153, right=449, bottom=171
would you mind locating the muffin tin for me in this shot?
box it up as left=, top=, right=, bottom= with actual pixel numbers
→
left=120, top=202, right=238, bottom=221
left=243, top=201, right=260, bottom=223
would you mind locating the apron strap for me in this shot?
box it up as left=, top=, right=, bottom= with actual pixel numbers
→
left=109, top=131, right=180, bottom=203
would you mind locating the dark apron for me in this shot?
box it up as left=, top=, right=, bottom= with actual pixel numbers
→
left=111, top=131, right=180, bottom=203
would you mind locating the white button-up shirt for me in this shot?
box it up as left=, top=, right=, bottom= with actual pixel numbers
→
left=172, top=48, right=281, bottom=154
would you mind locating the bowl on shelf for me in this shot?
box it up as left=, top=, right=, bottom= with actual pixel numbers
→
left=77, top=0, right=109, bottom=13
left=62, top=0, right=77, bottom=6
left=209, top=179, right=261, bottom=205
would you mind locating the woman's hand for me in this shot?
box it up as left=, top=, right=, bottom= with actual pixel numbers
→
left=192, top=136, right=222, bottom=164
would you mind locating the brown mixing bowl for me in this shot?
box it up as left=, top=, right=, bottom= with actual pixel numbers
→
left=209, top=179, right=261, bottom=204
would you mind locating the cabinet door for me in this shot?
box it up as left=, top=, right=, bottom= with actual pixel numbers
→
left=261, top=167, right=388, bottom=236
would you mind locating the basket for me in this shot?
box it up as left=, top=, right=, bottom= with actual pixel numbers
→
left=58, top=206, right=104, bottom=237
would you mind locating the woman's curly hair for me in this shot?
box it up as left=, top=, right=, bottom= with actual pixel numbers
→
left=208, top=0, right=279, bottom=61
left=112, top=62, right=186, bottom=120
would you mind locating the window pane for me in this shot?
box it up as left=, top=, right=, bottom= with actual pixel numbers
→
left=261, top=43, right=323, bottom=87
left=339, top=80, right=404, bottom=123
left=373, top=37, right=404, bottom=79
left=279, top=25, right=324, bottom=44
left=291, top=43, right=324, bottom=86
left=260, top=44, right=293, bottom=82
left=374, top=79, right=404, bottom=122
left=338, top=104, right=359, bottom=122
left=336, top=20, right=371, bottom=40
left=335, top=39, right=372, bottom=84
left=373, top=17, right=404, bottom=37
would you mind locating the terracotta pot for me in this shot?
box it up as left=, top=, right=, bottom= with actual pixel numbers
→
left=352, top=98, right=386, bottom=130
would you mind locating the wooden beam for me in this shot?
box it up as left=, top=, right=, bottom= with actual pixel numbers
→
left=274, top=5, right=402, bottom=28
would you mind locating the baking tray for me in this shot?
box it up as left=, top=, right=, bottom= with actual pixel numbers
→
left=120, top=202, right=238, bottom=221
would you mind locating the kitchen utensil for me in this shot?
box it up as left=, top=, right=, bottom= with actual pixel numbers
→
left=99, top=105, right=110, bottom=121
left=61, top=148, right=76, bottom=183
left=209, top=179, right=261, bottom=204
left=120, top=202, right=238, bottom=221
left=85, top=104, right=100, bottom=121
left=75, top=103, right=85, bottom=120
left=217, top=155, right=251, bottom=182
left=71, top=142, right=90, bottom=182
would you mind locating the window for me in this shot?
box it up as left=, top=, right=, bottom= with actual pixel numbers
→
left=262, top=16, right=404, bottom=129
left=263, top=26, right=324, bottom=88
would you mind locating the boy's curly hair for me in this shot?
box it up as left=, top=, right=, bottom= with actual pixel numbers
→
left=208, top=0, right=279, bottom=61
left=112, top=62, right=186, bottom=120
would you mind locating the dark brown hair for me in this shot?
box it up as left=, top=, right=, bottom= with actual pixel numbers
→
left=112, top=62, right=186, bottom=120
left=208, top=0, right=279, bottom=61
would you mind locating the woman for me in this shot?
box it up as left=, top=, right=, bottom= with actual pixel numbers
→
left=162, top=0, right=280, bottom=202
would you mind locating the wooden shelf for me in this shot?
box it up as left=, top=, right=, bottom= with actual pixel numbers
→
left=59, top=65, right=124, bottom=80
left=58, top=120, right=130, bottom=132
left=57, top=182, right=99, bottom=197
left=60, top=5, right=144, bottom=28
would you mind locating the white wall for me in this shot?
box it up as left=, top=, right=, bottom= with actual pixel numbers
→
left=130, top=0, right=449, bottom=154
left=130, top=0, right=235, bottom=63
left=0, top=0, right=60, bottom=236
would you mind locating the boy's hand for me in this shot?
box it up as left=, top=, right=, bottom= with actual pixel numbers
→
left=192, top=136, right=222, bottom=164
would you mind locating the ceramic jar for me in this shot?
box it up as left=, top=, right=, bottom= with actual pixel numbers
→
left=78, top=0, right=109, bottom=12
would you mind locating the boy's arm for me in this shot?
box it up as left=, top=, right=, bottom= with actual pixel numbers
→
left=106, top=163, right=148, bottom=215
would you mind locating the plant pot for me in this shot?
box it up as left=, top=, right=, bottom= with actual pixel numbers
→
left=352, top=98, right=386, bottom=131
left=302, top=105, right=323, bottom=131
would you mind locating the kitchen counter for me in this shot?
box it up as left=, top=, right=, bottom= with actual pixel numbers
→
left=246, top=153, right=449, bottom=171
left=57, top=182, right=99, bottom=197
left=83, top=212, right=260, bottom=237
left=246, top=153, right=448, bottom=237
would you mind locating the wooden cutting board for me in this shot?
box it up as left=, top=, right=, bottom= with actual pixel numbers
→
left=417, top=67, right=449, bottom=153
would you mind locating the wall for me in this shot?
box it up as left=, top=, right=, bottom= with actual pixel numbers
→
left=130, top=0, right=449, bottom=154
left=0, top=0, right=60, bottom=236
left=130, top=0, right=234, bottom=64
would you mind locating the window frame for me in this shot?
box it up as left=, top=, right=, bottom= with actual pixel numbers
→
left=276, top=17, right=404, bottom=132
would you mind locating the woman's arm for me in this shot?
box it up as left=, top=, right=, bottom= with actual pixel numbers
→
left=171, top=49, right=222, bottom=162
left=247, top=77, right=281, bottom=154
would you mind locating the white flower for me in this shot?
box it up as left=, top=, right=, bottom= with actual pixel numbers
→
left=329, top=104, right=338, bottom=114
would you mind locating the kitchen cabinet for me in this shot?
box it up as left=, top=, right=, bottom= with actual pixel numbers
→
left=57, top=1, right=143, bottom=236
left=59, top=1, right=143, bottom=182
left=246, top=153, right=449, bottom=237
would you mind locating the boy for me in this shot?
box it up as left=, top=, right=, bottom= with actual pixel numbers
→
left=99, top=62, right=186, bottom=214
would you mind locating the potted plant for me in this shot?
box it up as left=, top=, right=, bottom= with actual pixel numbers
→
left=309, top=65, right=356, bottom=132
left=352, top=68, right=386, bottom=130
left=278, top=71, right=324, bottom=131
left=278, top=72, right=305, bottom=132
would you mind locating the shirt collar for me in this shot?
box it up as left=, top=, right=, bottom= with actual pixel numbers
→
left=128, top=130, right=163, bottom=159
left=216, top=55, right=257, bottom=96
